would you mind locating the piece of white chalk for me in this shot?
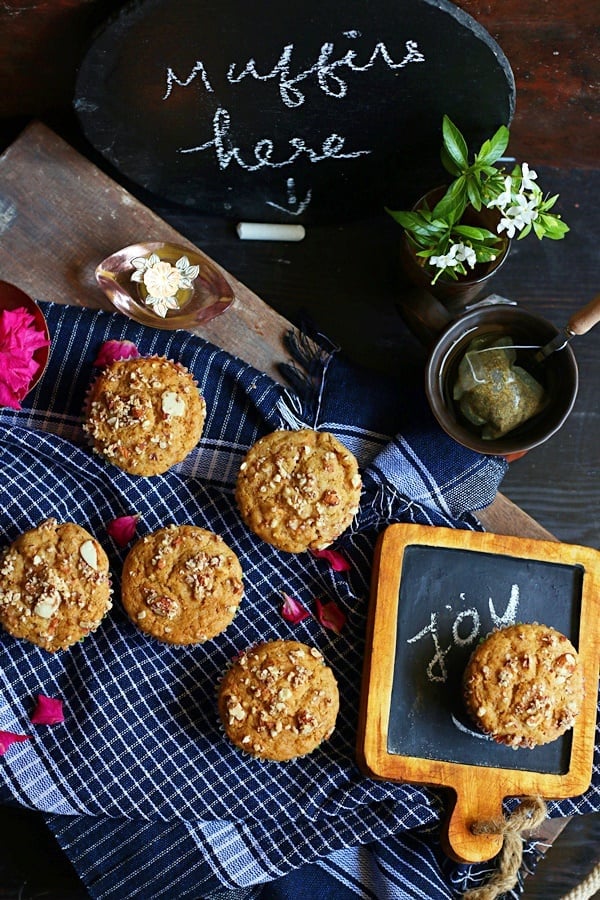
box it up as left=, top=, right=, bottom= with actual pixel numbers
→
left=236, top=222, right=306, bottom=242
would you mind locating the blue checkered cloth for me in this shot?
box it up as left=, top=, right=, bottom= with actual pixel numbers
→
left=0, top=303, right=597, bottom=900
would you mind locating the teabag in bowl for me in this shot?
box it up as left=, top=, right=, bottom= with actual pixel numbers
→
left=425, top=306, right=579, bottom=456
left=453, top=335, right=547, bottom=440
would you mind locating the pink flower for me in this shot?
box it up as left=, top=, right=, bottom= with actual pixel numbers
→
left=281, top=592, right=311, bottom=624
left=0, top=382, right=23, bottom=410
left=0, top=307, right=50, bottom=409
left=93, top=339, right=140, bottom=367
left=315, top=598, right=347, bottom=634
left=106, top=514, right=139, bottom=547
left=0, top=731, right=29, bottom=754
left=30, top=694, right=64, bottom=725
left=310, top=548, right=351, bottom=572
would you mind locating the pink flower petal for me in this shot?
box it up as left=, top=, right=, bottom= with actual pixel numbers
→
left=0, top=381, right=22, bottom=409
left=281, top=591, right=311, bottom=624
left=30, top=694, right=64, bottom=725
left=0, top=731, right=29, bottom=754
left=310, top=547, right=351, bottom=572
left=106, top=514, right=140, bottom=547
left=0, top=352, right=39, bottom=390
left=93, top=340, right=140, bottom=367
left=314, top=597, right=347, bottom=634
left=0, top=308, right=48, bottom=353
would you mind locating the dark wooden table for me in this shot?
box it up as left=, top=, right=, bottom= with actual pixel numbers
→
left=0, top=115, right=597, bottom=899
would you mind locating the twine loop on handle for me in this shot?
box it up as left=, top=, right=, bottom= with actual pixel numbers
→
left=461, top=796, right=548, bottom=900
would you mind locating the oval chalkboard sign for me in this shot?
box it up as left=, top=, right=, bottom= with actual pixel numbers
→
left=74, top=0, right=514, bottom=223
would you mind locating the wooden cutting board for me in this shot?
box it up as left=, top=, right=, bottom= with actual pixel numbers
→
left=357, top=523, right=600, bottom=862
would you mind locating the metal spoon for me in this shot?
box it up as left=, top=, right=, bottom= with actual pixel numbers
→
left=534, top=293, right=600, bottom=362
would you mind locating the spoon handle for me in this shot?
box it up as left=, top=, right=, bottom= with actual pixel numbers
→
left=568, top=293, right=600, bottom=336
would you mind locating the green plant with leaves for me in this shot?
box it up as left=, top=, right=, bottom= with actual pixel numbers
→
left=387, top=116, right=569, bottom=284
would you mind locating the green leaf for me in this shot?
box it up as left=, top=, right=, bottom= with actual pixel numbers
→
left=516, top=222, right=533, bottom=239
left=387, top=210, right=436, bottom=235
left=434, top=177, right=468, bottom=223
left=385, top=209, right=421, bottom=228
left=442, top=116, right=469, bottom=171
left=539, top=193, right=559, bottom=212
left=466, top=177, right=483, bottom=210
left=441, top=144, right=461, bottom=177
left=474, top=245, right=503, bottom=263
left=386, top=207, right=452, bottom=247
left=453, top=224, right=499, bottom=242
left=537, top=214, right=570, bottom=239
left=476, top=125, right=510, bottom=165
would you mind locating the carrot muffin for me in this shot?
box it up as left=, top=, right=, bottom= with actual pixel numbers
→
left=83, top=355, right=206, bottom=476
left=463, top=622, right=584, bottom=749
left=0, top=517, right=112, bottom=652
left=218, top=639, right=339, bottom=761
left=235, top=429, right=362, bottom=553
left=121, top=525, right=244, bottom=645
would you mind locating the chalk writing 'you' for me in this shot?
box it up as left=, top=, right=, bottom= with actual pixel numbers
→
left=163, top=35, right=425, bottom=108
left=406, top=585, right=520, bottom=684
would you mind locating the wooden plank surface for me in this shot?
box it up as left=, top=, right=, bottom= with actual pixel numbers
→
left=0, top=120, right=553, bottom=541
left=0, top=121, right=291, bottom=383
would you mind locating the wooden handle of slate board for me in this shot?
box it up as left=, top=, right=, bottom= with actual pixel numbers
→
left=442, top=775, right=505, bottom=862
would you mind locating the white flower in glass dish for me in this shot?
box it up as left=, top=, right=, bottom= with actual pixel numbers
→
left=130, top=253, right=200, bottom=318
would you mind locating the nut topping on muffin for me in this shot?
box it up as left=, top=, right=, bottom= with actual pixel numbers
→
left=218, top=640, right=339, bottom=761
left=0, top=518, right=112, bottom=652
left=235, top=429, right=362, bottom=553
left=83, top=356, right=206, bottom=476
left=463, top=622, right=584, bottom=749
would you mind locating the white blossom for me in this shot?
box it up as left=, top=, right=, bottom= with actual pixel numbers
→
left=520, top=162, right=538, bottom=191
left=486, top=175, right=513, bottom=211
left=431, top=247, right=460, bottom=269
left=497, top=191, right=540, bottom=239
left=511, top=192, right=540, bottom=226
left=453, top=243, right=477, bottom=268
left=497, top=216, right=518, bottom=239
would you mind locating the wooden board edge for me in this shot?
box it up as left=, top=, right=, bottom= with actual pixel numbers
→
left=356, top=529, right=397, bottom=779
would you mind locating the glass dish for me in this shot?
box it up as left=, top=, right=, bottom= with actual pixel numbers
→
left=95, top=242, right=234, bottom=329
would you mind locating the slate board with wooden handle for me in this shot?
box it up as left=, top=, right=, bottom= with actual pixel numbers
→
left=357, top=523, right=600, bottom=862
